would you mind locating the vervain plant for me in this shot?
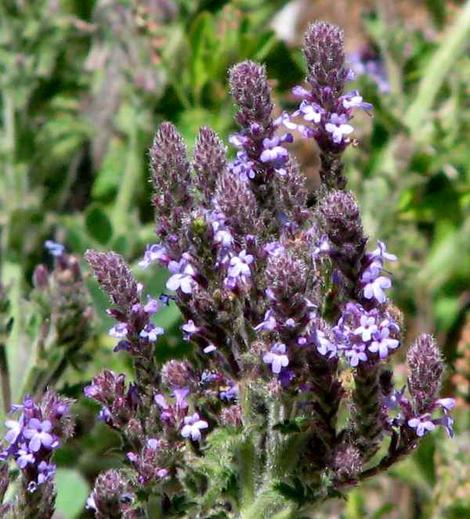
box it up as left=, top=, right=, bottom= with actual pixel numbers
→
left=0, top=21, right=454, bottom=518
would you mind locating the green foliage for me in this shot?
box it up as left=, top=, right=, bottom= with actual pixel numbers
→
left=0, top=0, right=468, bottom=517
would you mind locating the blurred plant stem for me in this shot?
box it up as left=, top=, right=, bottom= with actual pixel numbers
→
left=112, top=102, right=141, bottom=236
left=405, top=0, right=470, bottom=135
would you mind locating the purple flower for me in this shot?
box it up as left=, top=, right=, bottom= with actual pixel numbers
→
left=370, top=240, right=397, bottom=267
left=139, top=323, right=164, bottom=342
left=109, top=323, right=128, bottom=339
left=139, top=244, right=169, bottom=268
left=44, top=240, right=65, bottom=257
left=17, top=447, right=35, bottom=469
left=435, top=415, right=454, bottom=438
left=316, top=330, right=337, bottom=358
left=353, top=315, right=378, bottom=342
left=259, top=137, right=289, bottom=167
left=5, top=419, right=22, bottom=444
left=227, top=250, right=254, bottom=279
left=325, top=113, right=354, bottom=144
left=363, top=275, right=392, bottom=304
left=368, top=325, right=399, bottom=359
left=254, top=310, right=277, bottom=332
left=263, top=343, right=289, bottom=374
left=298, top=100, right=323, bottom=123
left=182, top=320, right=200, bottom=341
left=436, top=398, right=455, bottom=412
left=344, top=344, right=368, bottom=367
left=166, top=260, right=196, bottom=294
left=341, top=90, right=373, bottom=111
left=173, top=388, right=190, bottom=408
left=23, top=418, right=55, bottom=452
left=312, top=235, right=331, bottom=258
left=181, top=413, right=209, bottom=441
left=214, top=229, right=233, bottom=248
left=37, top=461, right=56, bottom=485
left=408, top=415, right=436, bottom=437
left=147, top=438, right=160, bottom=450
left=203, top=344, right=217, bottom=354
left=231, top=152, right=256, bottom=181
left=143, top=297, right=160, bottom=315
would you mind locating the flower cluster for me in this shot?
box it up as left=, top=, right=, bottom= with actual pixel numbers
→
left=81, top=20, right=454, bottom=517
left=286, top=22, right=372, bottom=152
left=1, top=392, right=74, bottom=494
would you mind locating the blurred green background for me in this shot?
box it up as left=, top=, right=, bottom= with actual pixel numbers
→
left=0, top=0, right=468, bottom=517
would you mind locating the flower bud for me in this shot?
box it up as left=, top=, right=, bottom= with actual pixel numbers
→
left=407, top=334, right=443, bottom=413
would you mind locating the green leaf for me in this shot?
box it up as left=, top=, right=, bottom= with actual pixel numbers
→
left=55, top=468, right=89, bottom=519
left=85, top=204, right=113, bottom=245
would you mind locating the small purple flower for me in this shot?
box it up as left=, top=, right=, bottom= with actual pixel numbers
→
left=37, top=461, right=56, bottom=485
left=143, top=297, right=160, bottom=315
left=5, top=419, right=22, bottom=444
left=254, top=310, right=277, bottom=332
left=139, top=323, right=164, bottom=342
left=344, top=344, right=368, bottom=367
left=312, top=235, right=331, bottom=258
left=220, top=384, right=239, bottom=402
left=16, top=447, right=35, bottom=469
left=182, top=320, right=200, bottom=341
left=181, top=413, right=208, bottom=441
left=214, top=229, right=233, bottom=248
left=341, top=90, right=373, bottom=111
left=353, top=315, right=378, bottom=342
left=435, top=415, right=454, bottom=438
left=109, top=323, right=128, bottom=339
left=259, top=137, right=289, bottom=167
left=436, top=398, right=455, bottom=412
left=231, top=152, right=256, bottom=181
left=363, top=275, right=392, bottom=304
left=368, top=327, right=399, bottom=359
left=44, top=240, right=65, bottom=257
left=139, top=244, right=169, bottom=268
left=147, top=438, right=160, bottom=450
left=23, top=418, right=54, bottom=452
left=408, top=415, right=436, bottom=437
left=264, top=241, right=285, bottom=257
left=316, top=330, right=337, bottom=358
left=370, top=240, right=397, bottom=268
left=299, top=101, right=323, bottom=123
left=203, top=344, right=217, bottom=354
left=325, top=113, right=354, bottom=144
left=227, top=250, right=254, bottom=279
left=263, top=343, right=289, bottom=374
left=166, top=260, right=196, bottom=294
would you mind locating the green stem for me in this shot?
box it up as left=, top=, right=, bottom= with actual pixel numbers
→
left=404, top=1, right=470, bottom=134
left=240, top=490, right=293, bottom=519
left=112, top=103, right=140, bottom=235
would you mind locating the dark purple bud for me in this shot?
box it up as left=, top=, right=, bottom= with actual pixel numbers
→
left=275, top=157, right=309, bottom=225
left=193, top=127, right=227, bottom=201
left=88, top=470, right=133, bottom=519
left=220, top=405, right=242, bottom=427
left=150, top=122, right=192, bottom=208
left=214, top=171, right=258, bottom=236
left=407, top=334, right=443, bottom=413
left=331, top=443, right=363, bottom=484
left=85, top=250, right=140, bottom=311
left=161, top=360, right=193, bottom=389
left=32, top=265, right=49, bottom=290
left=319, top=190, right=363, bottom=248
left=229, top=61, right=273, bottom=129
left=303, top=21, right=348, bottom=97
left=266, top=252, right=309, bottom=324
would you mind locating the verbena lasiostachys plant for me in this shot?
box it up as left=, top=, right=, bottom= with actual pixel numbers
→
left=0, top=391, right=75, bottom=518
left=83, top=21, right=454, bottom=518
